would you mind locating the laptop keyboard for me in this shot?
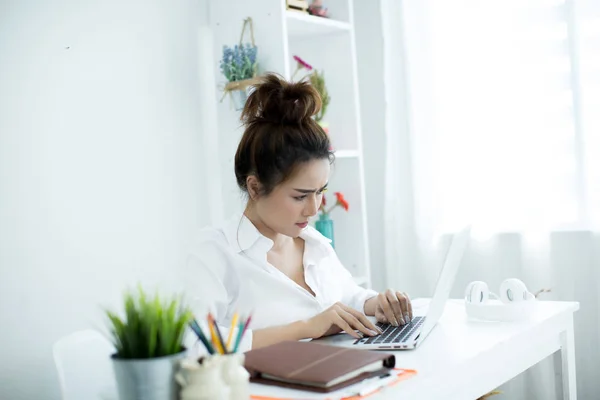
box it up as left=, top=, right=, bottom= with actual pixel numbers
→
left=354, top=316, right=425, bottom=345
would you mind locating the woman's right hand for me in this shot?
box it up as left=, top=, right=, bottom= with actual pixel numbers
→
left=303, top=302, right=382, bottom=340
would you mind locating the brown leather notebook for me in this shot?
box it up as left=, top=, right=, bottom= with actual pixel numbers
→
left=244, top=341, right=396, bottom=393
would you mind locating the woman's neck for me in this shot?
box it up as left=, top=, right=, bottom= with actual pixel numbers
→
left=244, top=207, right=293, bottom=252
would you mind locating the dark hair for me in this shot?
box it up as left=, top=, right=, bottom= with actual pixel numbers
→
left=234, top=73, right=334, bottom=197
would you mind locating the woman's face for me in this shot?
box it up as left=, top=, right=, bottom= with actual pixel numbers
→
left=254, top=158, right=330, bottom=238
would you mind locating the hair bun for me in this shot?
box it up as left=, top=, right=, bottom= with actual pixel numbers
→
left=241, top=73, right=322, bottom=125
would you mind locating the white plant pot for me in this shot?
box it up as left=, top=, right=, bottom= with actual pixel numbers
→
left=112, top=351, right=186, bottom=400
left=230, top=89, right=249, bottom=111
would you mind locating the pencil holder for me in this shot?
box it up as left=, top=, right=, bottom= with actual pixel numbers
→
left=221, top=353, right=250, bottom=400
left=176, top=357, right=230, bottom=400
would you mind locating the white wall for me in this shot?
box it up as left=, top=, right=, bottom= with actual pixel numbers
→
left=0, top=1, right=214, bottom=398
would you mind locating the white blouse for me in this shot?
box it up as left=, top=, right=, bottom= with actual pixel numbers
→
left=180, top=214, right=378, bottom=354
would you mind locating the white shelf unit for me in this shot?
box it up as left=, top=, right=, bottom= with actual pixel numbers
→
left=210, top=0, right=372, bottom=288
left=286, top=11, right=352, bottom=36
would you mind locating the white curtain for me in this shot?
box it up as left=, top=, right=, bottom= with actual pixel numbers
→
left=382, top=0, right=600, bottom=398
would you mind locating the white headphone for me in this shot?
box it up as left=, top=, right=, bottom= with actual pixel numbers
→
left=464, top=279, right=537, bottom=322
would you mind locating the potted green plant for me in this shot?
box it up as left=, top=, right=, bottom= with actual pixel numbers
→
left=220, top=17, right=259, bottom=110
left=291, top=55, right=331, bottom=133
left=309, top=69, right=331, bottom=132
left=105, top=286, right=192, bottom=400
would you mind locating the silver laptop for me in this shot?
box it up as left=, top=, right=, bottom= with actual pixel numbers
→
left=318, top=225, right=471, bottom=350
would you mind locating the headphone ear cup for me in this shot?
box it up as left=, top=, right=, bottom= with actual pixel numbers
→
left=465, top=281, right=490, bottom=304
left=499, top=279, right=534, bottom=303
left=524, top=291, right=536, bottom=301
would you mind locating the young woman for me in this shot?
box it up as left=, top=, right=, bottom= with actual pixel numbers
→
left=184, top=73, right=412, bottom=353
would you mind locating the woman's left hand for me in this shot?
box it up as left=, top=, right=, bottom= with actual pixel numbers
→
left=374, top=290, right=413, bottom=326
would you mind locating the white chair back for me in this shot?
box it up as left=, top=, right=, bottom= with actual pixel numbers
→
left=53, top=329, right=117, bottom=400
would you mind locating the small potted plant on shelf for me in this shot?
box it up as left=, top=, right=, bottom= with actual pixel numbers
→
left=316, top=192, right=349, bottom=248
left=309, top=69, right=331, bottom=133
left=308, top=0, right=330, bottom=18
left=220, top=17, right=259, bottom=110
left=105, top=286, right=192, bottom=400
left=291, top=55, right=331, bottom=134
left=291, top=55, right=313, bottom=81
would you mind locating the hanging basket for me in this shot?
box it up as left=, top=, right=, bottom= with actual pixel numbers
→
left=223, top=78, right=259, bottom=111
left=220, top=17, right=260, bottom=111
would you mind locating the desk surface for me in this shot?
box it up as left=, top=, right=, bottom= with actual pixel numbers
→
left=251, top=299, right=579, bottom=400
left=367, top=299, right=579, bottom=399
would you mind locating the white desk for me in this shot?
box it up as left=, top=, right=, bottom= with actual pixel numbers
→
left=365, top=299, right=580, bottom=400
left=249, top=299, right=581, bottom=400
left=99, top=299, right=580, bottom=400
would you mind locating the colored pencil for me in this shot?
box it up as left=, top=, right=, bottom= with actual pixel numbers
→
left=233, top=314, right=253, bottom=353
left=232, top=316, right=246, bottom=353
left=207, top=316, right=224, bottom=354
left=189, top=319, right=215, bottom=355
left=226, top=312, right=239, bottom=352
left=209, top=313, right=227, bottom=354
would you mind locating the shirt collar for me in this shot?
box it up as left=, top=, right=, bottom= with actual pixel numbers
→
left=300, top=227, right=331, bottom=266
left=222, top=214, right=332, bottom=260
left=222, top=214, right=274, bottom=254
